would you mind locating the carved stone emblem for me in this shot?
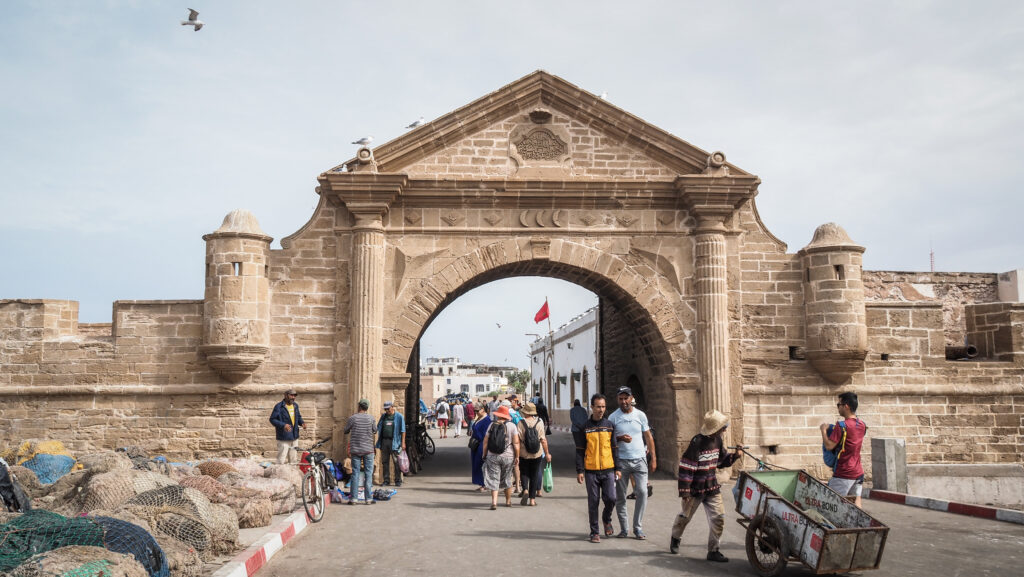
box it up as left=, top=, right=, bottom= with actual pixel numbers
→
left=617, top=215, right=638, bottom=228
left=579, top=213, right=598, bottom=227
left=658, top=212, right=675, bottom=225
left=404, top=211, right=422, bottom=225
left=440, top=211, right=463, bottom=226
left=483, top=212, right=502, bottom=226
left=514, top=129, right=567, bottom=161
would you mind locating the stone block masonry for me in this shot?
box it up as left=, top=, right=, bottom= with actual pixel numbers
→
left=1, top=71, right=1022, bottom=473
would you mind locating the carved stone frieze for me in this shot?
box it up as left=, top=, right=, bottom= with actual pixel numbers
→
left=617, top=215, right=638, bottom=228
left=483, top=212, right=503, bottom=226
left=579, top=213, right=599, bottom=227
left=440, top=211, right=464, bottom=226
left=658, top=212, right=676, bottom=225
left=518, top=210, right=565, bottom=228
left=404, top=211, right=422, bottom=225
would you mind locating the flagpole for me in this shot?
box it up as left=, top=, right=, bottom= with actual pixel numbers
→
left=545, top=297, right=555, bottom=412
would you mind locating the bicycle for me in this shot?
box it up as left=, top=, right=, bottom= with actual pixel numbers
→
left=298, top=436, right=334, bottom=523
left=415, top=418, right=435, bottom=456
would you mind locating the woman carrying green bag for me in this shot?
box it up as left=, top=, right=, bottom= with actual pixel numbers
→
left=516, top=402, right=551, bottom=506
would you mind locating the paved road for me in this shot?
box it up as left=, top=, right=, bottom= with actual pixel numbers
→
left=259, top=430, right=1024, bottom=577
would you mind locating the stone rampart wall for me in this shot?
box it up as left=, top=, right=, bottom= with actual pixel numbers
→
left=864, top=271, right=999, bottom=346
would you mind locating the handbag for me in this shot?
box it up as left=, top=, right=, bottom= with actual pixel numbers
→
left=542, top=462, right=553, bottom=493
left=468, top=436, right=481, bottom=452
left=398, top=449, right=410, bottom=474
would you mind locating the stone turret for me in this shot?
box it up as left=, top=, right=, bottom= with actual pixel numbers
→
left=200, top=210, right=272, bottom=382
left=799, top=223, right=868, bottom=384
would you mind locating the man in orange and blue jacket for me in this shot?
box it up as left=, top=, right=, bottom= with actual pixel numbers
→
left=574, top=393, right=621, bottom=543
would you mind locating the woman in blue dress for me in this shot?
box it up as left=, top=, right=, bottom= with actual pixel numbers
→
left=470, top=402, right=492, bottom=491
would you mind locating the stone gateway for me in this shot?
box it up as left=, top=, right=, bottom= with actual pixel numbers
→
left=1, top=71, right=1021, bottom=477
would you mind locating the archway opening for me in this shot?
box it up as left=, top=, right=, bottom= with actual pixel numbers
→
left=399, top=259, right=682, bottom=473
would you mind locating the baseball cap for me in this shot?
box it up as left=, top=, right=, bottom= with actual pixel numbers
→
left=616, top=386, right=633, bottom=397
left=383, top=401, right=394, bottom=409
left=358, top=398, right=370, bottom=409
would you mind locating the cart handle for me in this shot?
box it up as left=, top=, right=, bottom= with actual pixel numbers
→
left=728, top=446, right=786, bottom=471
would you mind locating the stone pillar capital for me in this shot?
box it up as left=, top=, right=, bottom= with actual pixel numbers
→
left=380, top=372, right=411, bottom=391
left=318, top=172, right=408, bottom=225
left=675, top=174, right=760, bottom=228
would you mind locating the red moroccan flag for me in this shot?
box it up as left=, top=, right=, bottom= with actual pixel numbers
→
left=534, top=301, right=549, bottom=323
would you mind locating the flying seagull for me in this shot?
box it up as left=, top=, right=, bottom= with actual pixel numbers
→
left=406, top=117, right=425, bottom=129
left=352, top=136, right=373, bottom=146
left=181, top=9, right=204, bottom=31
left=495, top=323, right=502, bottom=329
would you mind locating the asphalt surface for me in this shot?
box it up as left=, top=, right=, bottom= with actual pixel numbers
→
left=257, top=429, right=1024, bottom=577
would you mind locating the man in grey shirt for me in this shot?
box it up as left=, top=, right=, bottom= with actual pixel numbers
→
left=344, top=398, right=377, bottom=504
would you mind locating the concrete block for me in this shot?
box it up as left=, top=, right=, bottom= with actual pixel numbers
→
left=908, top=463, right=1024, bottom=510
left=871, top=437, right=907, bottom=493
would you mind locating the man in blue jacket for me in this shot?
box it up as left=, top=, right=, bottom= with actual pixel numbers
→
left=376, top=401, right=406, bottom=486
left=270, top=389, right=305, bottom=464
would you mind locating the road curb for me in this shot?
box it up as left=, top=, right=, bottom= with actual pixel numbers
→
left=211, top=510, right=312, bottom=577
left=865, top=488, right=1024, bottom=525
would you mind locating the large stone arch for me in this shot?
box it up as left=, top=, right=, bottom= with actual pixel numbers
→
left=321, top=71, right=760, bottom=462
left=381, top=239, right=689, bottom=457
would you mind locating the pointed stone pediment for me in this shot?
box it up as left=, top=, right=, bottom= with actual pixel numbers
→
left=332, top=71, right=750, bottom=179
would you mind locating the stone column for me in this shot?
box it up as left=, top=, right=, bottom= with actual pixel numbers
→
left=676, top=152, right=759, bottom=431
left=350, top=213, right=387, bottom=413
left=694, top=217, right=731, bottom=417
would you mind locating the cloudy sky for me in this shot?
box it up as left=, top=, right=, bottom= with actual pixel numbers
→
left=2, top=1, right=1021, bottom=367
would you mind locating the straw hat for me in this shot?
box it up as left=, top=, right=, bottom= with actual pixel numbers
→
left=699, top=410, right=730, bottom=436
left=492, top=406, right=512, bottom=421
left=521, top=402, right=538, bottom=416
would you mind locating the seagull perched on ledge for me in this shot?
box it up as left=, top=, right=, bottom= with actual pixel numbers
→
left=406, top=117, right=425, bottom=129
left=352, top=136, right=373, bottom=146
left=181, top=9, right=204, bottom=31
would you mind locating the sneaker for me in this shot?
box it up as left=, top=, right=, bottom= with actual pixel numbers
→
left=604, top=522, right=614, bottom=537
left=616, top=530, right=629, bottom=539
left=634, top=530, right=647, bottom=540
left=589, top=533, right=601, bottom=543
left=365, top=500, right=376, bottom=505
left=706, top=550, right=729, bottom=563
left=626, top=492, right=636, bottom=500
left=647, top=485, right=653, bottom=498
left=669, top=537, right=680, bottom=554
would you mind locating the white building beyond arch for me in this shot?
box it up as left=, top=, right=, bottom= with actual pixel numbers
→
left=529, top=306, right=598, bottom=421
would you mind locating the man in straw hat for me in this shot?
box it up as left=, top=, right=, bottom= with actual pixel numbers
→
left=669, top=409, right=741, bottom=562
left=344, top=398, right=377, bottom=504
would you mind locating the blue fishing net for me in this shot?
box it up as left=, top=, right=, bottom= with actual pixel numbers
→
left=20, top=454, right=75, bottom=485
left=92, top=516, right=169, bottom=577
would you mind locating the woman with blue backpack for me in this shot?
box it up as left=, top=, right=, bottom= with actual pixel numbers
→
left=820, top=391, right=867, bottom=507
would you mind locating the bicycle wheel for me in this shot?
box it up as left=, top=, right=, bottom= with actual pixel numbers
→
left=302, top=469, right=326, bottom=522
left=423, top=433, right=435, bottom=455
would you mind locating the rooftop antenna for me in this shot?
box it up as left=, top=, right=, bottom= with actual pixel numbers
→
left=929, top=239, right=935, bottom=273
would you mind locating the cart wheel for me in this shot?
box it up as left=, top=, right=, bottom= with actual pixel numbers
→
left=745, top=514, right=787, bottom=577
